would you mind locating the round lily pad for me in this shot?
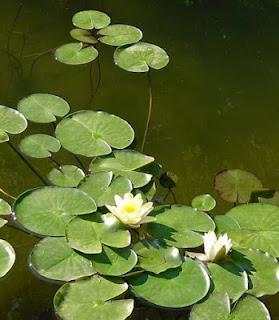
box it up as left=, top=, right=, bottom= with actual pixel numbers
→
left=192, top=194, right=216, bottom=211
left=54, top=275, right=133, bottom=320
left=14, top=187, right=97, bottom=236
left=55, top=43, right=98, bottom=65
left=19, top=134, right=61, bottom=158
left=55, top=110, right=135, bottom=157
left=30, top=237, right=95, bottom=281
left=214, top=215, right=240, bottom=235
left=70, top=29, right=98, bottom=44
left=129, top=258, right=210, bottom=308
left=0, top=239, right=15, bottom=278
left=72, top=10, right=111, bottom=30
left=48, top=165, right=85, bottom=187
left=214, top=169, right=263, bottom=203
left=0, top=199, right=12, bottom=215
left=98, top=24, right=143, bottom=46
left=17, top=93, right=70, bottom=123
left=114, top=42, right=169, bottom=73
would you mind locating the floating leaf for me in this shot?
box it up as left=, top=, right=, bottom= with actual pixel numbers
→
left=19, top=134, right=61, bottom=158
left=54, top=275, right=133, bottom=320
left=72, top=10, right=111, bottom=30
left=147, top=205, right=215, bottom=248
left=14, top=187, right=97, bottom=236
left=0, top=199, right=12, bottom=215
left=17, top=93, right=70, bottom=123
left=70, top=28, right=98, bottom=44
left=55, top=111, right=134, bottom=157
left=0, top=105, right=27, bottom=143
left=129, top=258, right=210, bottom=308
left=114, top=42, right=169, bottom=72
left=259, top=191, right=279, bottom=206
left=0, top=218, right=7, bottom=228
left=48, top=165, right=85, bottom=187
left=30, top=237, right=95, bottom=281
left=55, top=43, right=98, bottom=65
left=214, top=169, right=263, bottom=203
left=192, top=194, right=216, bottom=211
left=214, top=215, right=240, bottom=234
left=98, top=24, right=143, bottom=46
left=0, top=240, right=15, bottom=278
left=133, top=240, right=182, bottom=274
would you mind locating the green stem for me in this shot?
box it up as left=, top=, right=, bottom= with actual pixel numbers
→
left=73, top=154, right=86, bottom=172
left=0, top=188, right=16, bottom=200
left=49, top=156, right=61, bottom=168
left=88, top=55, right=101, bottom=105
left=121, top=269, right=145, bottom=278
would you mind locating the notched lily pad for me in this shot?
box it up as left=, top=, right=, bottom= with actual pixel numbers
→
left=70, top=29, right=98, bottom=44
left=48, top=165, right=85, bottom=187
left=0, top=239, right=15, bottom=278
left=72, top=10, right=111, bottom=30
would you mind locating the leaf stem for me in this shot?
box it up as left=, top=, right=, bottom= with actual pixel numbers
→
left=0, top=188, right=16, bottom=200
left=49, top=156, right=61, bottom=168
left=73, top=154, right=86, bottom=172
left=88, top=55, right=101, bottom=105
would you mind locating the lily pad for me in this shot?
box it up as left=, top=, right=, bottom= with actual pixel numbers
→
left=98, top=24, right=143, bottom=46
left=214, top=215, right=240, bottom=234
left=147, top=205, right=215, bottom=248
left=30, top=237, right=95, bottom=281
left=48, top=165, right=85, bottom=187
left=19, top=134, right=61, bottom=158
left=55, top=43, right=98, bottom=65
left=17, top=93, right=70, bottom=123
left=54, top=275, right=133, bottom=320
left=0, top=199, right=12, bottom=215
left=129, top=258, right=210, bottom=308
left=55, top=111, right=135, bottom=157
left=0, top=240, right=15, bottom=278
left=114, top=42, right=169, bottom=72
left=0, top=105, right=27, bottom=142
left=14, top=187, right=97, bottom=236
left=70, top=29, right=98, bottom=44
left=0, top=218, right=7, bottom=228
left=259, top=191, right=279, bottom=206
left=72, top=10, right=111, bottom=30
left=192, top=194, right=216, bottom=211
left=214, top=169, right=263, bottom=203
left=133, top=240, right=182, bottom=274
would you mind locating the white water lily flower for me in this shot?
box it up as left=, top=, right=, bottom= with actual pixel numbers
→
left=106, top=193, right=154, bottom=228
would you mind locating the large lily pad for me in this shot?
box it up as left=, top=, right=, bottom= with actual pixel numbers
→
left=147, top=205, right=215, bottom=248
left=0, top=199, right=12, bottom=215
left=72, top=10, right=111, bottom=30
left=129, top=258, right=210, bottom=308
left=14, top=187, right=97, bottom=236
left=214, top=215, right=240, bottom=234
left=55, top=43, right=98, bottom=65
left=114, top=42, right=169, bottom=72
left=98, top=24, right=142, bottom=46
left=0, top=240, right=15, bottom=278
left=55, top=111, right=134, bottom=157
left=70, top=29, right=98, bottom=44
left=54, top=275, right=133, bottom=320
left=48, top=165, right=85, bottom=187
left=17, top=93, right=70, bottom=123
left=19, top=134, right=61, bottom=158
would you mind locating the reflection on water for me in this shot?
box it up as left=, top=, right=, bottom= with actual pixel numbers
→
left=1, top=0, right=279, bottom=318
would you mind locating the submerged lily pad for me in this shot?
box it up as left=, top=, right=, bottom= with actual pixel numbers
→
left=19, top=134, right=61, bottom=158
left=14, top=187, right=97, bottom=236
left=48, top=165, right=85, bottom=187
left=98, top=24, right=143, bottom=46
left=55, top=111, right=134, bottom=157
left=72, top=10, right=111, bottom=30
left=55, top=43, right=98, bottom=65
left=214, top=169, right=263, bottom=203
left=17, top=93, right=70, bottom=123
left=54, top=275, right=133, bottom=320
left=259, top=191, right=279, bottom=206
left=70, top=29, right=98, bottom=44
left=0, top=239, right=15, bottom=278
left=114, top=42, right=169, bottom=72
left=192, top=194, right=216, bottom=211
left=0, top=199, right=12, bottom=215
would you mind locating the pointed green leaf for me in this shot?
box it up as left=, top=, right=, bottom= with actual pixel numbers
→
left=0, top=239, right=15, bottom=278
left=70, top=29, right=98, bottom=44
left=72, top=10, right=111, bottom=30
left=48, top=165, right=85, bottom=187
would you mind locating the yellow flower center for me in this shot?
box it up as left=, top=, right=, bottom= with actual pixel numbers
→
left=123, top=203, right=137, bottom=213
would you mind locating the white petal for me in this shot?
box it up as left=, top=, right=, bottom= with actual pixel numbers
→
left=134, top=193, right=143, bottom=207
left=187, top=252, right=208, bottom=261
left=114, top=195, right=124, bottom=208
left=124, top=193, right=134, bottom=201
left=139, top=202, right=153, bottom=217
left=207, top=244, right=217, bottom=261
left=204, top=231, right=217, bottom=257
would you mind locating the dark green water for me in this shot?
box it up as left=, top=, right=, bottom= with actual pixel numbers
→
left=1, top=0, right=279, bottom=318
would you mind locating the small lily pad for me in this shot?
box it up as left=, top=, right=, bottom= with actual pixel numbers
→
left=70, top=29, right=98, bottom=44
left=72, top=10, right=111, bottom=30
left=0, top=239, right=15, bottom=278
left=98, top=24, right=143, bottom=46
left=17, top=93, right=70, bottom=123
left=48, top=165, right=85, bottom=187
left=192, top=194, right=216, bottom=211
left=114, top=42, right=169, bottom=73
left=55, top=43, right=98, bottom=65
left=0, top=199, right=12, bottom=215
left=0, top=218, right=7, bottom=228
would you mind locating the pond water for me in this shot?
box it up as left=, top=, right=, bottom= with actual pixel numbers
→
left=1, top=0, right=279, bottom=318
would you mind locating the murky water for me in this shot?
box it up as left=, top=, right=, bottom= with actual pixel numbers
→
left=1, top=0, right=279, bottom=318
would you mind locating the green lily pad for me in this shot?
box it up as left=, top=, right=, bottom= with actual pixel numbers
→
left=214, top=169, right=263, bottom=203
left=91, top=246, right=137, bottom=276
left=14, top=187, right=97, bottom=236
left=72, top=10, right=111, bottom=30
left=114, top=42, right=169, bottom=73
left=259, top=191, right=279, bottom=206
left=147, top=205, right=215, bottom=248
left=79, top=172, right=133, bottom=206
left=30, top=237, right=95, bottom=281
left=19, top=134, right=61, bottom=158
left=55, top=43, right=98, bottom=65
left=0, top=105, right=27, bottom=142
left=70, top=29, right=98, bottom=44
left=129, top=258, right=210, bottom=308
left=66, top=213, right=131, bottom=254
left=192, top=194, right=216, bottom=211
left=55, top=111, right=135, bottom=157
left=214, top=215, right=240, bottom=234
left=17, top=93, right=70, bottom=123
left=226, top=203, right=279, bottom=257
left=0, top=218, right=7, bottom=228
left=231, top=248, right=279, bottom=297
left=133, top=240, right=182, bottom=274
left=98, top=24, right=143, bottom=46
left=48, top=165, right=85, bottom=187
left=0, top=239, right=15, bottom=278
left=0, top=199, right=12, bottom=215
left=54, top=275, right=133, bottom=320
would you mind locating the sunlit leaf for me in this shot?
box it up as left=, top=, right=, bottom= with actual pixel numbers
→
left=70, top=28, right=98, bottom=44
left=192, top=194, right=216, bottom=211
left=72, top=10, right=111, bottom=30
left=0, top=218, right=7, bottom=228
left=214, top=215, right=240, bottom=234
left=0, top=199, right=12, bottom=215
left=0, top=239, right=15, bottom=278
left=48, top=165, right=85, bottom=187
